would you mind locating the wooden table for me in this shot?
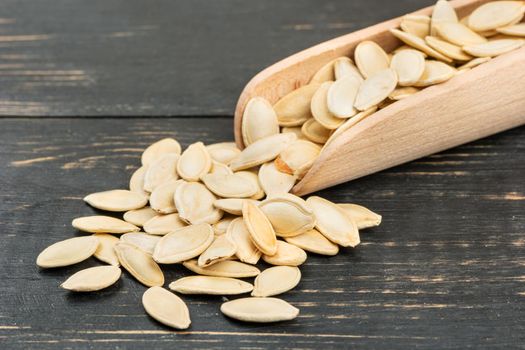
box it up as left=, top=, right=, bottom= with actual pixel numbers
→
left=1, top=0, right=524, bottom=348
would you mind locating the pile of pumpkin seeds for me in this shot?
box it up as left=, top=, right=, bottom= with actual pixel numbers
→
left=37, top=0, right=524, bottom=329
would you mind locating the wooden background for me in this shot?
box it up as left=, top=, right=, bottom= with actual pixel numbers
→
left=0, top=0, right=524, bottom=349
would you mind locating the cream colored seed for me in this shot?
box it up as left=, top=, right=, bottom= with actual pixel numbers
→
left=463, top=39, right=524, bottom=57
left=389, top=87, right=420, bottom=101
left=220, top=297, right=299, bottom=323
left=323, top=107, right=377, bottom=149
left=93, top=233, right=120, bottom=266
left=114, top=242, right=164, bottom=287
left=284, top=229, right=339, bottom=256
left=390, top=49, right=425, bottom=86
left=123, top=206, right=158, bottom=227
left=301, top=118, right=331, bottom=144
left=431, top=0, right=458, bottom=36
left=310, top=58, right=336, bottom=83
left=129, top=165, right=149, bottom=199
left=273, top=84, right=320, bottom=127
left=458, top=56, right=491, bottom=70
left=425, top=36, right=473, bottom=61
left=227, top=217, right=261, bottom=265
left=326, top=76, right=361, bottom=120
left=252, top=266, right=301, bottom=297
left=435, top=22, right=487, bottom=46
left=120, top=232, right=161, bottom=255
left=36, top=236, right=99, bottom=268
left=72, top=216, right=140, bottom=234
left=262, top=240, right=307, bottom=266
left=177, top=142, right=212, bottom=182
left=259, top=193, right=316, bottom=237
left=182, top=259, right=260, bottom=278
left=333, top=56, right=363, bottom=81
left=153, top=223, right=214, bottom=264
left=275, top=139, right=321, bottom=178
left=258, top=161, right=297, bottom=197
left=142, top=286, right=191, bottom=330
left=497, top=23, right=525, bottom=37
left=414, top=60, right=456, bottom=87
left=61, top=266, right=121, bottom=292
left=143, top=153, right=180, bottom=192
left=389, top=28, right=453, bottom=63
left=281, top=126, right=306, bottom=140
left=149, top=179, right=183, bottom=214
left=401, top=14, right=431, bottom=38
left=209, top=160, right=233, bottom=176
left=242, top=200, right=277, bottom=256
left=175, top=181, right=222, bottom=225
left=84, top=189, right=147, bottom=212
left=141, top=138, right=182, bottom=166
left=468, top=1, right=525, bottom=32
left=143, top=213, right=187, bottom=236
left=338, top=203, right=382, bottom=229
left=198, top=234, right=237, bottom=267
left=169, top=276, right=253, bottom=295
left=202, top=173, right=258, bottom=198
left=213, top=217, right=235, bottom=236
left=312, top=82, right=346, bottom=128
left=206, top=142, right=241, bottom=165
left=242, top=97, right=280, bottom=146
left=354, top=68, right=398, bottom=111
left=354, top=40, right=390, bottom=78
left=236, top=170, right=266, bottom=200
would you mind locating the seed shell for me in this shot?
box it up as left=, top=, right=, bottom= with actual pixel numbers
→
left=310, top=58, right=336, bottom=83
left=414, top=60, right=456, bottom=87
left=202, top=173, right=258, bottom=198
left=262, top=240, right=307, bottom=266
left=149, top=179, right=183, bottom=214
left=301, top=118, right=331, bottom=144
left=120, top=232, right=161, bottom=255
left=175, top=181, right=222, bottom=225
left=354, top=68, right=398, bottom=111
left=123, top=207, right=158, bottom=227
left=220, top=297, right=299, bottom=323
left=129, top=166, right=149, bottom=199
left=431, top=0, right=459, bottom=36
left=463, top=39, right=524, bottom=57
left=273, top=84, right=320, bottom=126
left=425, top=35, right=473, bottom=61
left=84, top=189, right=147, bottom=212
left=169, top=276, right=253, bottom=295
left=339, top=203, right=382, bottom=229
left=114, top=242, right=164, bottom=287
left=141, top=138, right=182, bottom=166
left=389, top=28, right=453, bottom=62
left=142, top=286, right=191, bottom=329
left=275, top=140, right=321, bottom=178
left=177, top=142, right=212, bottom=181
left=354, top=41, right=390, bottom=78
left=61, top=266, right=121, bottom=292
left=227, top=217, right=262, bottom=265
left=284, top=229, right=339, bottom=256
left=36, top=236, right=100, bottom=268
left=72, top=216, right=140, bottom=234
left=242, top=200, right=277, bottom=256
left=143, top=213, right=187, bottom=236
left=207, top=142, right=241, bottom=165
left=259, top=193, right=316, bottom=237
left=326, top=76, right=361, bottom=120
left=143, top=153, right=180, bottom=192
left=153, top=223, right=214, bottom=264
left=252, top=266, right=301, bottom=297
left=198, top=234, right=237, bottom=267
left=242, top=97, right=280, bottom=146
left=468, top=1, right=525, bottom=32
left=435, top=22, right=487, bottom=46
left=334, top=56, right=363, bottom=81
left=497, top=23, right=525, bottom=37
left=390, top=49, right=425, bottom=86
left=93, top=233, right=120, bottom=266
left=183, top=259, right=260, bottom=278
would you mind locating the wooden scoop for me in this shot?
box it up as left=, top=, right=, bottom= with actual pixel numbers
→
left=233, top=0, right=525, bottom=196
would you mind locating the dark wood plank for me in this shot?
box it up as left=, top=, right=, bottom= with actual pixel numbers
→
left=0, top=0, right=436, bottom=116
left=1, top=118, right=523, bottom=349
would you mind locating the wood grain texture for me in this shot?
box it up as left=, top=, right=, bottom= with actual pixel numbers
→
left=0, top=0, right=436, bottom=116
left=1, top=118, right=524, bottom=349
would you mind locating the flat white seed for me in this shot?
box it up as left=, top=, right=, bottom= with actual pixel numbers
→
left=209, top=160, right=233, bottom=176
left=425, top=36, right=473, bottom=61
left=284, top=229, right=339, bottom=256
left=177, top=142, right=212, bottom=182
left=435, top=22, right=487, bottom=46
left=213, top=198, right=250, bottom=216
left=334, top=56, right=363, bottom=81
left=169, top=276, right=253, bottom=295
left=310, top=58, right=336, bottom=83
left=389, top=86, right=420, bottom=101
left=120, top=232, right=161, bottom=255
left=431, top=0, right=458, bottom=36
left=202, top=173, right=258, bottom=198
left=458, top=56, right=491, bottom=70
left=213, top=217, right=235, bottom=236
left=258, top=162, right=297, bottom=197
left=227, top=217, right=262, bottom=264
left=129, top=165, right=149, bottom=199
left=242, top=200, right=277, bottom=256
left=463, top=39, right=524, bottom=57
left=198, top=234, right=237, bottom=267
left=390, top=49, right=425, bottom=86
left=338, top=203, right=382, bottom=229
left=206, top=142, right=241, bottom=165
left=72, top=216, right=140, bottom=234
left=259, top=193, right=316, bottom=237
left=281, top=126, right=306, bottom=140
left=61, top=266, right=121, bottom=292
left=123, top=207, right=158, bottom=227
left=301, top=118, right=331, bottom=144
left=497, top=23, right=525, bottom=37
left=143, top=213, right=187, bottom=236
left=306, top=196, right=360, bottom=247
left=242, top=97, right=280, bottom=146
left=468, top=1, right=524, bottom=32
left=36, top=236, right=99, bottom=268
left=401, top=15, right=431, bottom=38
left=274, top=140, right=321, bottom=178
left=183, top=259, right=260, bottom=278
left=142, top=286, right=191, bottom=329
left=323, top=107, right=377, bottom=149
left=354, top=41, right=390, bottom=78
left=153, top=223, right=214, bottom=264
left=414, top=60, right=456, bottom=87
left=235, top=171, right=266, bottom=200
left=354, top=68, right=398, bottom=111
left=83, top=189, right=147, bottom=212
left=143, top=153, right=180, bottom=192
left=230, top=133, right=297, bottom=171
left=220, top=297, right=299, bottom=323
left=175, top=182, right=222, bottom=225
left=93, top=233, right=120, bottom=266
left=149, top=179, right=183, bottom=214
left=114, top=242, right=164, bottom=287
left=392, top=44, right=427, bottom=56
left=311, top=82, right=346, bottom=128
left=252, top=266, right=301, bottom=297
left=273, top=84, right=320, bottom=127
left=141, top=138, right=182, bottom=166
left=389, top=28, right=453, bottom=62
left=262, top=240, right=307, bottom=266
left=326, top=76, right=361, bottom=120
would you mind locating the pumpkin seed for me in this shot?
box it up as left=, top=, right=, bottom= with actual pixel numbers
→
left=284, top=229, right=339, bottom=256
left=258, top=161, right=297, bottom=197
left=236, top=170, right=266, bottom=200
left=123, top=206, right=158, bottom=227
left=458, top=56, right=491, bottom=70
left=202, top=173, right=258, bottom=198
left=129, top=166, right=149, bottom=199
left=311, top=82, right=346, bottom=128
left=226, top=217, right=261, bottom=264
left=61, top=265, right=121, bottom=292
left=435, top=22, right=487, bottom=46
left=259, top=193, right=316, bottom=237
left=142, top=286, right=191, bottom=329
left=230, top=132, right=297, bottom=171
left=281, top=126, right=306, bottom=140
left=143, top=153, right=180, bottom=192
left=310, top=58, right=336, bottom=83
left=149, top=179, right=183, bottom=214
left=401, top=14, right=431, bottom=38
left=468, top=1, right=524, bottom=32
left=262, top=240, right=307, bottom=266
left=242, top=200, right=277, bottom=256
left=354, top=68, right=398, bottom=111
left=175, top=181, right=222, bottom=225
left=273, top=84, right=320, bottom=126
left=306, top=196, right=360, bottom=247
left=183, top=259, right=260, bottom=278
left=390, top=49, right=425, bottom=86
left=207, top=142, right=241, bottom=165
left=209, top=160, right=233, bottom=176
left=339, top=203, right=382, bottom=229
left=213, top=217, right=235, bottom=236
left=334, top=56, right=363, bottom=81
left=326, top=76, right=361, bottom=120
left=153, top=223, right=214, bottom=264
left=389, top=86, right=420, bottom=101
left=354, top=41, right=390, bottom=78
left=425, top=36, right=473, bottom=61
left=252, top=266, right=301, bottom=297
left=301, top=118, right=331, bottom=144
left=198, top=234, right=237, bottom=267
left=143, top=213, right=187, bottom=236
left=120, top=232, right=161, bottom=255
left=389, top=28, right=453, bottom=62
left=323, top=107, right=377, bottom=149
left=141, top=138, right=182, bottom=166
left=72, top=216, right=140, bottom=234
left=242, top=97, right=280, bottom=146
left=497, top=23, right=525, bottom=37
left=431, top=0, right=458, bottom=36
left=177, top=142, right=212, bottom=182
left=463, top=39, right=524, bottom=57
left=214, top=199, right=256, bottom=216
left=169, top=276, right=252, bottom=296
left=84, top=189, right=147, bottom=212
left=414, top=60, right=456, bottom=87
left=275, top=140, right=321, bottom=178
left=220, top=297, right=299, bottom=323
left=36, top=236, right=99, bottom=268
left=115, top=242, right=164, bottom=287
left=93, top=233, right=120, bottom=266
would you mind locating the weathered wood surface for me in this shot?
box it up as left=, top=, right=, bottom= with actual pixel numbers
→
left=1, top=118, right=524, bottom=349
left=0, top=0, right=436, bottom=116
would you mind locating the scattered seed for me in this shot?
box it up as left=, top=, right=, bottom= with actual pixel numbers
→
left=93, top=233, right=120, bottom=266
left=339, top=203, right=382, bottom=229
left=259, top=193, right=316, bottom=237
left=284, top=229, right=339, bottom=256
left=149, top=179, right=183, bottom=214
left=198, top=234, right=237, bottom=267
left=252, top=266, right=301, bottom=297
left=175, top=181, right=222, bottom=225
left=227, top=217, right=261, bottom=264
left=120, top=232, right=161, bottom=255
left=262, top=240, right=307, bottom=266
left=236, top=170, right=266, bottom=200
left=182, top=259, right=260, bottom=278
left=212, top=217, right=236, bottom=236
left=142, top=286, right=191, bottom=329
left=61, top=266, right=121, bottom=292
left=141, top=138, right=182, bottom=166
left=458, top=56, right=491, bottom=70
left=177, top=142, right=212, bottom=182
left=273, top=84, right=320, bottom=126
left=123, top=206, right=158, bottom=227
left=242, top=200, right=277, bottom=255
left=220, top=297, right=299, bottom=323
left=143, top=213, right=187, bottom=236
left=258, top=162, right=297, bottom=197
left=274, top=140, right=321, bottom=178
left=207, top=142, right=241, bottom=165
left=169, top=276, right=253, bottom=295
left=202, top=173, right=258, bottom=198
left=401, top=14, right=431, bottom=38
left=153, top=223, right=214, bottom=264
left=72, top=216, right=139, bottom=234
left=84, top=189, right=147, bottom=212
left=143, top=153, right=180, bottom=192
left=115, top=242, right=164, bottom=287
left=209, top=160, right=234, bottom=176
left=129, top=166, right=149, bottom=199
left=36, top=236, right=100, bottom=268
